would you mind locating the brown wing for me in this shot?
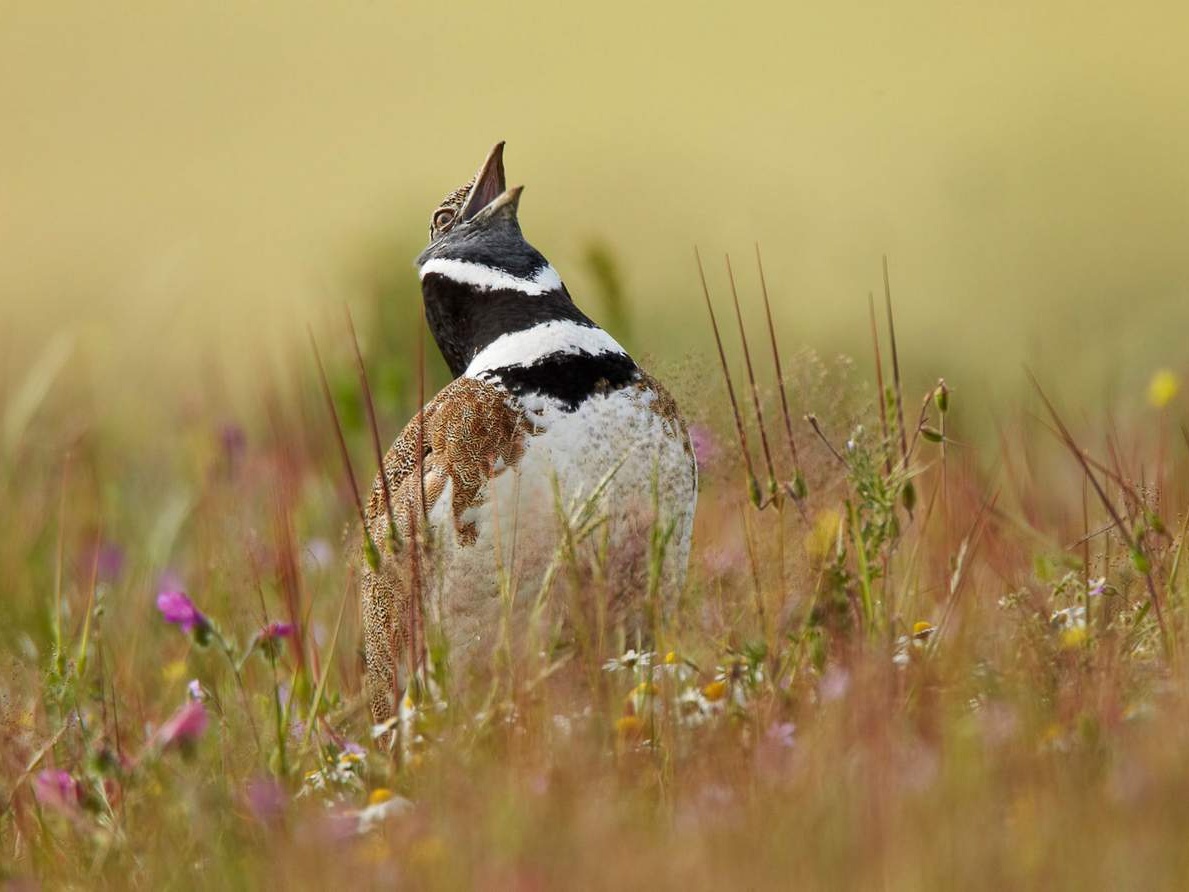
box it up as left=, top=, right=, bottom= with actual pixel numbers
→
left=359, top=377, right=534, bottom=724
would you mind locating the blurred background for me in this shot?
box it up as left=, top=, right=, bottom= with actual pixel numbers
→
left=3, top=1, right=1188, bottom=424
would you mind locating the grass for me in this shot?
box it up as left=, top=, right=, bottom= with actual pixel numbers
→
left=2, top=252, right=1189, bottom=890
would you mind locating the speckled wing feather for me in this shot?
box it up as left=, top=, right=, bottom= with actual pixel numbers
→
left=360, top=376, right=534, bottom=723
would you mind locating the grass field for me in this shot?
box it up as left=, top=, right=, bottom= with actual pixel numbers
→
left=3, top=246, right=1189, bottom=889
left=4, top=5, right=1189, bottom=886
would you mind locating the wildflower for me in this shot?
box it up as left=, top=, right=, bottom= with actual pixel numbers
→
left=615, top=715, right=645, bottom=739
left=1147, top=369, right=1180, bottom=408
left=356, top=790, right=413, bottom=834
left=187, top=679, right=205, bottom=701
left=819, top=665, right=850, bottom=702
left=156, top=590, right=210, bottom=644
left=658, top=650, right=694, bottom=681
left=1060, top=626, right=1089, bottom=650
left=912, top=620, right=936, bottom=640
left=1049, top=605, right=1087, bottom=630
left=676, top=687, right=709, bottom=727
left=687, top=423, right=720, bottom=466
left=1087, top=577, right=1107, bottom=598
left=245, top=777, right=286, bottom=824
left=893, top=635, right=918, bottom=667
left=316, top=808, right=359, bottom=843
left=34, top=770, right=80, bottom=814
left=261, top=621, right=294, bottom=640
left=81, top=539, right=124, bottom=585
left=626, top=682, right=659, bottom=714
left=765, top=721, right=796, bottom=749
left=253, top=621, right=294, bottom=659
left=845, top=424, right=864, bottom=453
left=602, top=649, right=653, bottom=673
left=156, top=700, right=209, bottom=751
left=701, top=680, right=728, bottom=702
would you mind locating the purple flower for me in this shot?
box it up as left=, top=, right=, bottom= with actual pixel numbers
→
left=34, top=770, right=80, bottom=814
left=81, top=539, right=125, bottom=584
left=687, top=423, right=720, bottom=467
left=819, top=665, right=851, bottom=703
left=156, top=591, right=208, bottom=634
left=260, top=622, right=294, bottom=641
left=255, top=622, right=294, bottom=661
left=341, top=741, right=366, bottom=758
left=187, top=679, right=205, bottom=702
left=157, top=700, right=209, bottom=750
left=244, top=777, right=287, bottom=824
left=765, top=721, right=797, bottom=749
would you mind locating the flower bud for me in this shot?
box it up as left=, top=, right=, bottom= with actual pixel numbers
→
left=902, top=480, right=917, bottom=512
left=934, top=379, right=949, bottom=414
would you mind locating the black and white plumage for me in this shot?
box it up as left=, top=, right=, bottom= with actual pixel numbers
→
left=361, top=143, right=697, bottom=723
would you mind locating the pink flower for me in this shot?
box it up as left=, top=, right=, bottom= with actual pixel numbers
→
left=157, top=700, right=209, bottom=750
left=156, top=591, right=208, bottom=635
left=80, top=539, right=124, bottom=584
left=260, top=622, right=293, bottom=640
left=254, top=621, right=294, bottom=660
left=244, top=777, right=286, bottom=824
left=34, top=770, right=80, bottom=814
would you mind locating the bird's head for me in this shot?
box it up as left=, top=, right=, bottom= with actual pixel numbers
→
left=424, top=141, right=518, bottom=246
left=415, top=143, right=593, bottom=378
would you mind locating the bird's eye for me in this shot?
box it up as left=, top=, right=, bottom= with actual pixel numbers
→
left=432, top=207, right=456, bottom=232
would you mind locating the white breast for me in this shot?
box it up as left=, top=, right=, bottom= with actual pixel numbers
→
left=422, top=383, right=696, bottom=669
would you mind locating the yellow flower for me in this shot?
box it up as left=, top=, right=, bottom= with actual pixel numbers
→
left=1148, top=370, right=1180, bottom=408
left=162, top=659, right=188, bottom=682
left=804, top=509, right=842, bottom=561
left=1060, top=626, right=1088, bottom=650
left=615, top=715, right=644, bottom=737
left=368, top=788, right=393, bottom=806
left=701, top=680, right=728, bottom=702
left=912, top=621, right=935, bottom=639
left=664, top=651, right=678, bottom=665
left=625, top=682, right=658, bottom=712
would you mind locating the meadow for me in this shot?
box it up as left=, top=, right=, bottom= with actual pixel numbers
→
left=5, top=2, right=1189, bottom=888
left=3, top=241, right=1189, bottom=890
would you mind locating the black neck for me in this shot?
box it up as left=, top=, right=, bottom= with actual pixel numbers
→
left=483, top=351, right=640, bottom=411
left=421, top=275, right=597, bottom=377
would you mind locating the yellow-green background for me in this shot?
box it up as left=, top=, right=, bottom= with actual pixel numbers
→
left=3, top=1, right=1187, bottom=407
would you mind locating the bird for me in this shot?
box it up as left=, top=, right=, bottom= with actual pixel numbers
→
left=360, top=142, right=697, bottom=724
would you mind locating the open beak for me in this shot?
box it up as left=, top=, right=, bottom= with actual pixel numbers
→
left=459, top=141, right=508, bottom=222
